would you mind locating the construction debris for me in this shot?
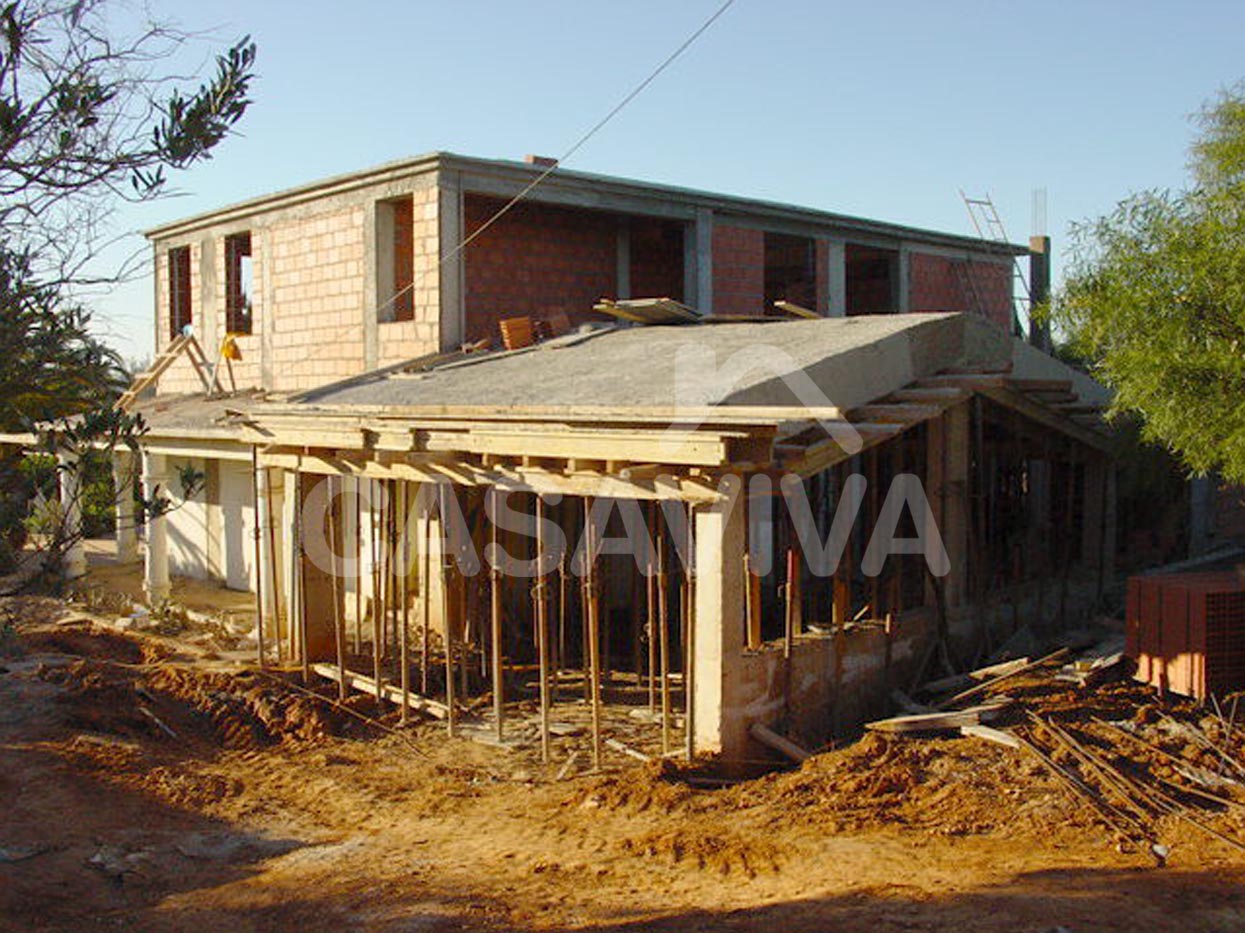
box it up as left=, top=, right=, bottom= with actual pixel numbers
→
left=876, top=628, right=1245, bottom=861
left=866, top=697, right=1012, bottom=734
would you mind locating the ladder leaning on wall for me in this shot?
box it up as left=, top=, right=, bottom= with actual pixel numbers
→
left=959, top=190, right=1032, bottom=339
left=116, top=332, right=220, bottom=412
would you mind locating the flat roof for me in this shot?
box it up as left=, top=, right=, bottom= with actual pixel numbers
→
left=145, top=151, right=1026, bottom=256
left=295, top=313, right=1016, bottom=414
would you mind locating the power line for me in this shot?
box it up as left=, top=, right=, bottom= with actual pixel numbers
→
left=372, top=0, right=739, bottom=321
left=440, top=0, right=739, bottom=273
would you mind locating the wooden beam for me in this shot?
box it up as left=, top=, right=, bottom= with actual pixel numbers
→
left=311, top=663, right=448, bottom=719
left=848, top=403, right=943, bottom=424
left=978, top=386, right=1112, bottom=452
left=257, top=451, right=727, bottom=503
left=917, top=374, right=1008, bottom=390
left=423, top=425, right=731, bottom=467
left=886, top=386, right=969, bottom=403
left=1007, top=377, right=1072, bottom=394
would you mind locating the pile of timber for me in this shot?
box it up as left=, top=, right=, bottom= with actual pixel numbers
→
left=865, top=635, right=1245, bottom=861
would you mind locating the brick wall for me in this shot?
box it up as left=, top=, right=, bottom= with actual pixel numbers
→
left=152, top=207, right=369, bottom=394
left=712, top=224, right=764, bottom=316
left=151, top=177, right=442, bottom=395
left=462, top=195, right=618, bottom=343
left=267, top=205, right=367, bottom=391
left=909, top=251, right=1013, bottom=331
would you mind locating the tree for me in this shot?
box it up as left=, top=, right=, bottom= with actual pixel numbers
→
left=0, top=1, right=255, bottom=583
left=1054, top=85, right=1245, bottom=484
left=0, top=0, right=255, bottom=416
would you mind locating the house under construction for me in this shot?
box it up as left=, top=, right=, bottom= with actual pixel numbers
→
left=64, top=154, right=1115, bottom=763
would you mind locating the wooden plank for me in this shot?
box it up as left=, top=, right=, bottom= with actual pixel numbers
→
left=311, top=663, right=448, bottom=719
left=865, top=698, right=1012, bottom=734
left=1008, top=377, right=1072, bottom=394
left=257, top=451, right=727, bottom=504
left=917, top=374, right=1008, bottom=390
left=772, top=300, right=820, bottom=320
left=594, top=297, right=704, bottom=324
left=422, top=426, right=731, bottom=467
left=887, top=387, right=969, bottom=403
left=959, top=724, right=1021, bottom=749
left=848, top=403, right=944, bottom=424
left=749, top=722, right=811, bottom=762
left=933, top=648, right=1071, bottom=710
left=977, top=387, right=1112, bottom=452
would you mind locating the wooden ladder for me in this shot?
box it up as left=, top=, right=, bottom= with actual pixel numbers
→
left=116, top=333, right=218, bottom=411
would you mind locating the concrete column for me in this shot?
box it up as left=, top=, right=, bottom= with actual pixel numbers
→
left=616, top=219, right=631, bottom=300
left=259, top=227, right=275, bottom=389
left=282, top=470, right=300, bottom=651
left=825, top=239, right=846, bottom=317
left=363, top=198, right=379, bottom=370
left=113, top=451, right=139, bottom=564
left=438, top=171, right=465, bottom=351
left=204, top=459, right=223, bottom=582
left=895, top=245, right=911, bottom=313
left=198, top=236, right=216, bottom=350
left=684, top=208, right=714, bottom=314
left=58, top=451, right=86, bottom=579
left=141, top=451, right=170, bottom=603
left=692, top=489, right=746, bottom=758
left=942, top=404, right=971, bottom=607
left=255, top=463, right=277, bottom=626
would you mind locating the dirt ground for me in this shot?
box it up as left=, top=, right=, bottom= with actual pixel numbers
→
left=3, top=597, right=1245, bottom=932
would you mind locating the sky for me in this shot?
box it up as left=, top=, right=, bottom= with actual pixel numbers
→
left=89, top=0, right=1245, bottom=363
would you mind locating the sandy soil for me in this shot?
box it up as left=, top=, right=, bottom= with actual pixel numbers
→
left=2, top=597, right=1244, bottom=932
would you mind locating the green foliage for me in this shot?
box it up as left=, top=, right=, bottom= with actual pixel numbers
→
left=0, top=248, right=125, bottom=430
left=0, top=0, right=256, bottom=426
left=1055, top=84, right=1245, bottom=484
left=0, top=2, right=255, bottom=588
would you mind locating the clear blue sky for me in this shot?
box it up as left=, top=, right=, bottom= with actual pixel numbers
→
left=93, top=0, right=1245, bottom=362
